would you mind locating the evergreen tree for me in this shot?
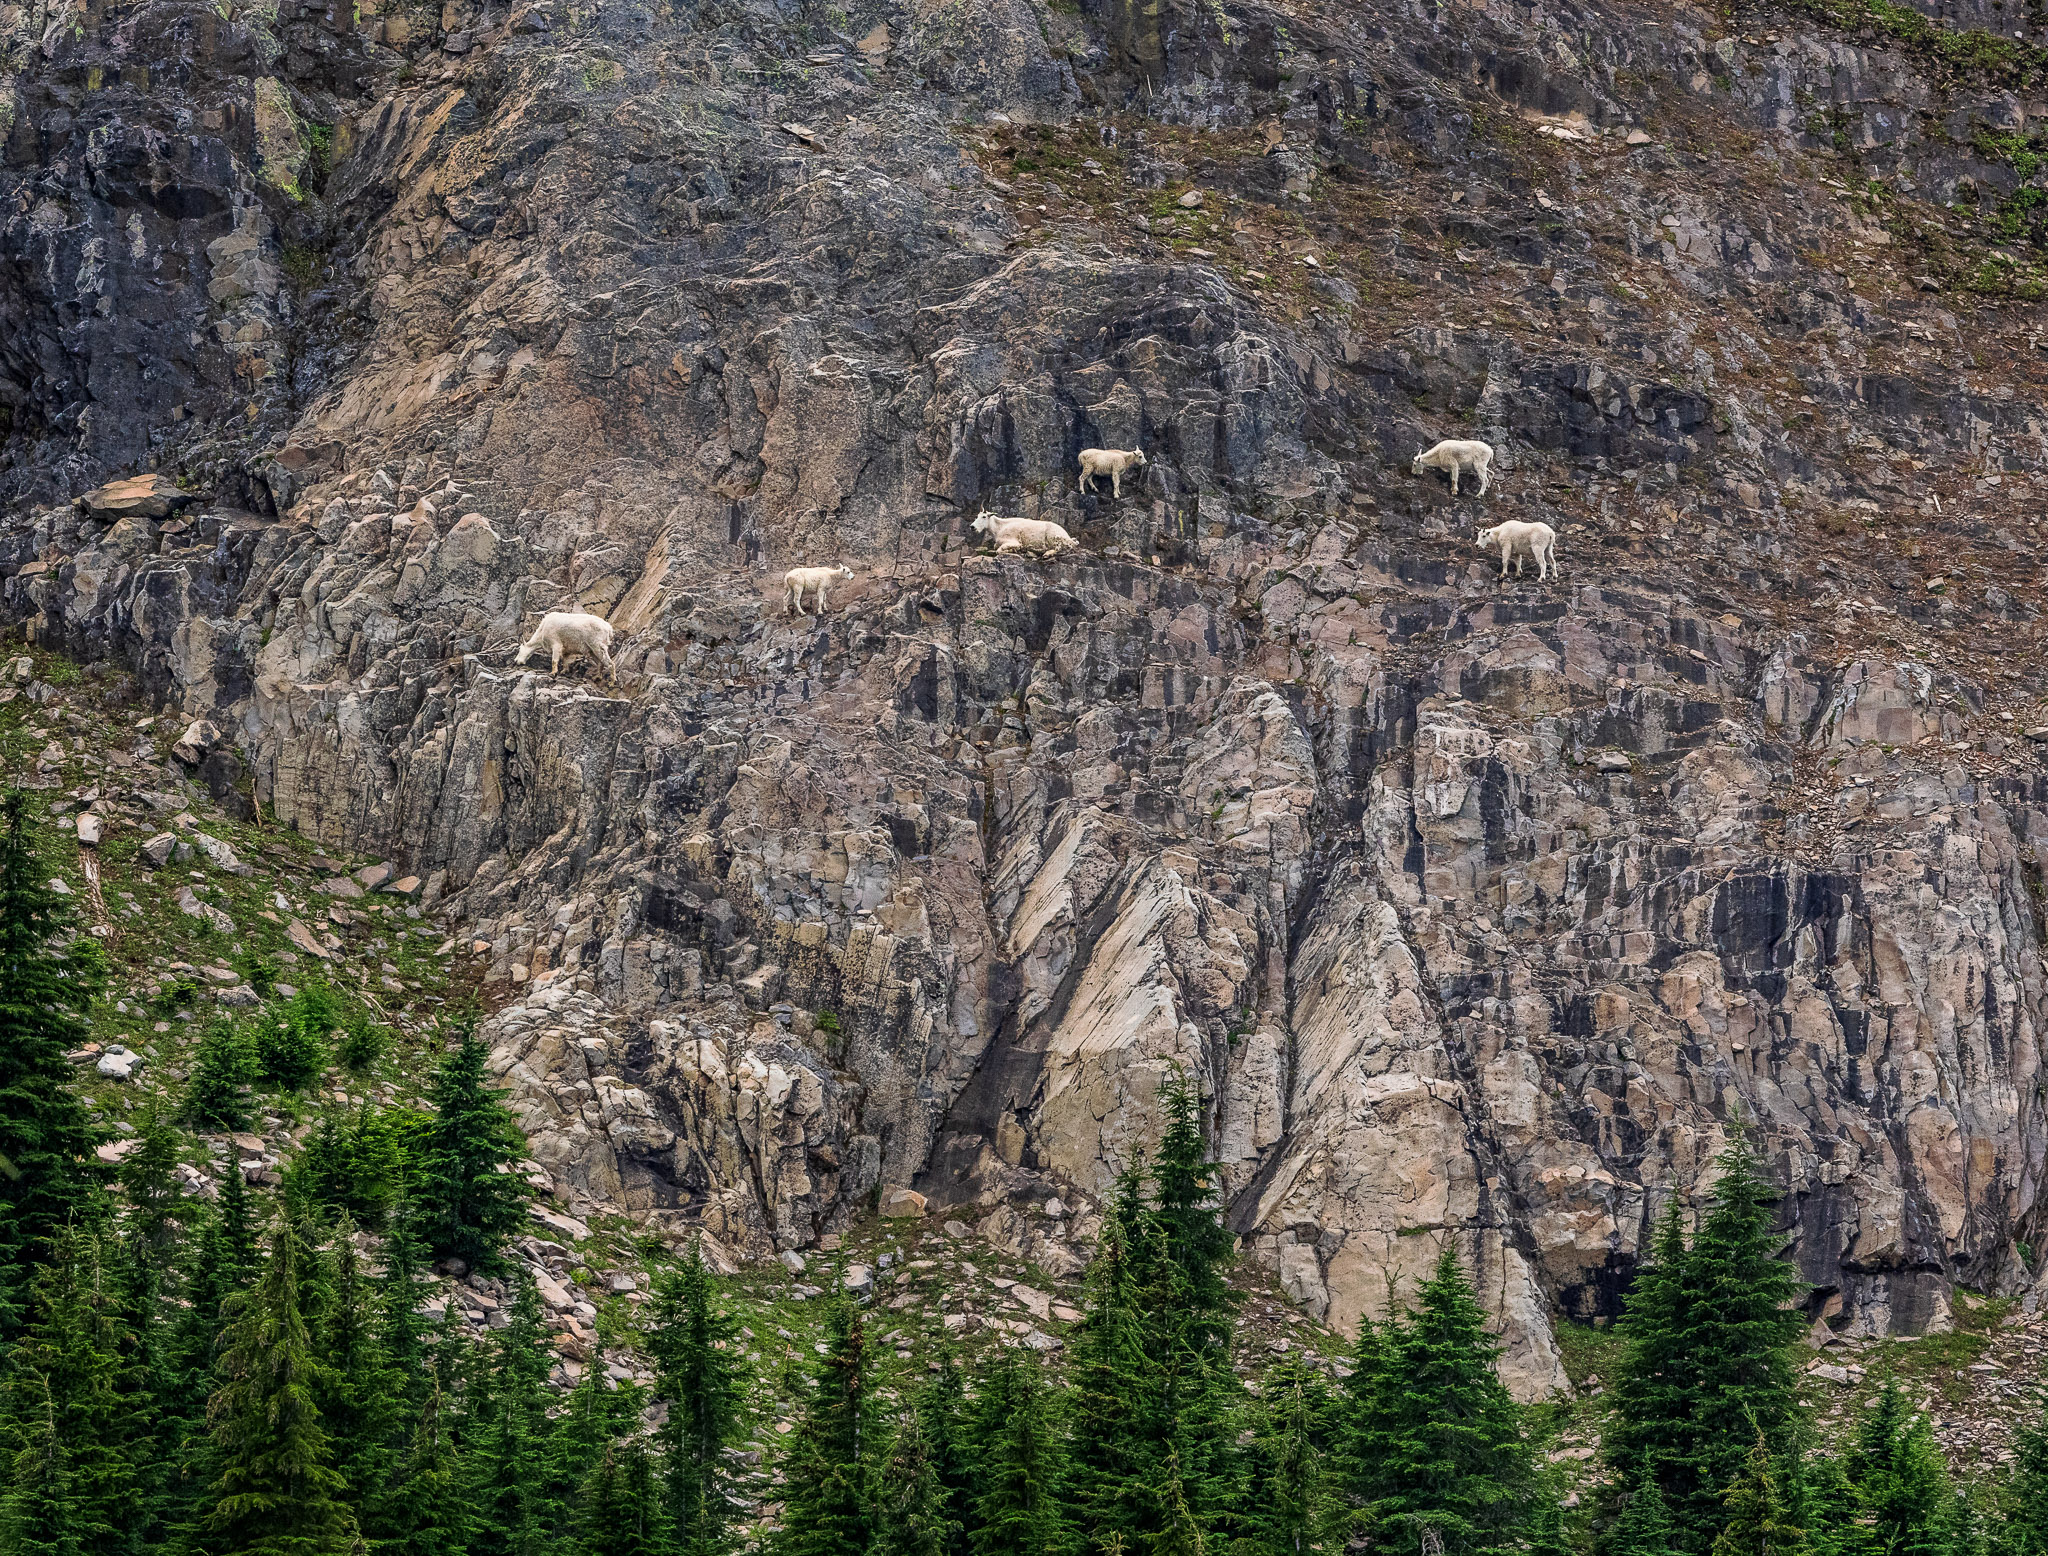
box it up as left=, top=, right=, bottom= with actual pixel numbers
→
left=2001, top=1392, right=2048, bottom=1556
left=253, top=1003, right=326, bottom=1094
left=314, top=1226, right=402, bottom=1520
left=1241, top=1358, right=1337, bottom=1556
left=1798, top=1455, right=1874, bottom=1556
left=1848, top=1378, right=1954, bottom=1556
left=648, top=1243, right=752, bottom=1556
left=467, top=1275, right=555, bottom=1556
left=2, top=1386, right=89, bottom=1556
left=1153, top=1069, right=1236, bottom=1355
left=0, top=792, right=106, bottom=1336
left=1066, top=1170, right=1162, bottom=1552
left=380, top=1371, right=472, bottom=1556
left=875, top=1410, right=959, bottom=1556
left=376, top=1196, right=436, bottom=1418
left=968, top=1347, right=1066, bottom=1556
left=1337, top=1248, right=1534, bottom=1556
left=414, top=1029, right=528, bottom=1276
left=1607, top=1139, right=1804, bottom=1549
left=1605, top=1470, right=1678, bottom=1556
left=773, top=1294, right=878, bottom=1556
left=550, top=1370, right=642, bottom=1529
left=2, top=1225, right=135, bottom=1556
left=914, top=1354, right=974, bottom=1556
left=1711, top=1430, right=1806, bottom=1556
left=181, top=1020, right=257, bottom=1132
left=201, top=1211, right=359, bottom=1556
left=572, top=1437, right=665, bottom=1556
left=117, top=1102, right=186, bottom=1278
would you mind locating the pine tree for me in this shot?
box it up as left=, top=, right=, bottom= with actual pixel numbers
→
left=1605, top=1470, right=1678, bottom=1556
left=376, top=1196, right=436, bottom=1419
left=1242, top=1358, right=1337, bottom=1556
left=2000, top=1391, right=2048, bottom=1556
left=181, top=1019, right=257, bottom=1132
left=914, top=1353, right=975, bottom=1556
left=648, top=1243, right=753, bottom=1556
left=875, top=1410, right=959, bottom=1556
left=379, top=1368, right=472, bottom=1556
left=0, top=792, right=106, bottom=1336
left=968, top=1347, right=1067, bottom=1556
left=1, top=1386, right=89, bottom=1556
left=314, top=1226, right=402, bottom=1521
left=201, top=1211, right=360, bottom=1556
left=1607, top=1139, right=1804, bottom=1549
left=1711, top=1430, right=1806, bottom=1556
left=117, top=1102, right=186, bottom=1277
left=572, top=1437, right=666, bottom=1556
left=1066, top=1170, right=1163, bottom=1551
left=773, top=1294, right=878, bottom=1556
left=253, top=1002, right=326, bottom=1094
left=415, top=1028, right=529, bottom=1276
left=1337, top=1248, right=1534, bottom=1556
left=1797, top=1455, right=1874, bottom=1556
left=2, top=1226, right=135, bottom=1556
left=467, top=1275, right=556, bottom=1556
left=1847, top=1377, right=1953, bottom=1556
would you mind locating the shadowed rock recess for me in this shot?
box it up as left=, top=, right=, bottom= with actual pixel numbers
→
left=12, top=0, right=2048, bottom=1396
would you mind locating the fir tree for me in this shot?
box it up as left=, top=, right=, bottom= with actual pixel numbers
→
left=1605, top=1470, right=1678, bottom=1556
left=2, top=1226, right=135, bottom=1556
left=117, top=1102, right=186, bottom=1278
left=914, top=1353, right=975, bottom=1556
left=1711, top=1430, right=1806, bottom=1556
left=414, top=1028, right=528, bottom=1276
left=379, top=1371, right=472, bottom=1556
left=1848, top=1378, right=1954, bottom=1556
left=572, top=1437, right=666, bottom=1556
left=2001, top=1391, right=2048, bottom=1556
left=0, top=792, right=106, bottom=1336
left=1798, top=1455, right=1874, bottom=1556
left=1, top=1386, right=89, bottom=1556
left=253, top=1004, right=326, bottom=1094
left=1066, top=1170, right=1163, bottom=1552
left=774, top=1294, right=878, bottom=1556
left=201, top=1211, right=360, bottom=1556
left=648, top=1243, right=752, bottom=1556
left=181, top=1020, right=257, bottom=1132
left=314, top=1226, right=402, bottom=1520
left=1338, top=1248, right=1534, bottom=1556
left=968, top=1347, right=1067, bottom=1556
left=1607, top=1138, right=1804, bottom=1549
left=1242, top=1358, right=1338, bottom=1556
left=376, top=1195, right=436, bottom=1418
left=467, top=1275, right=556, bottom=1556
left=875, top=1410, right=959, bottom=1556
left=161, top=1162, right=263, bottom=1540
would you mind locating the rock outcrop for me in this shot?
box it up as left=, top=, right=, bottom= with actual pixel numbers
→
left=10, top=0, right=2048, bottom=1396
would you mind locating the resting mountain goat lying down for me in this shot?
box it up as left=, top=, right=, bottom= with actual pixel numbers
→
left=784, top=564, right=853, bottom=616
left=1078, top=447, right=1147, bottom=498
left=1476, top=520, right=1558, bottom=581
left=515, top=611, right=616, bottom=681
left=1412, top=438, right=1495, bottom=497
left=972, top=513, right=1078, bottom=556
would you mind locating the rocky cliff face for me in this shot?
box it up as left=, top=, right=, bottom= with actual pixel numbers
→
left=11, top=0, right=2048, bottom=1395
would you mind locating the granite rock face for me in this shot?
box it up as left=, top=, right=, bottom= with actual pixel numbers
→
left=10, top=0, right=2048, bottom=1397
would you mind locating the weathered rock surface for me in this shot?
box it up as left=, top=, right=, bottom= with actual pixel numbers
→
left=10, top=0, right=2048, bottom=1396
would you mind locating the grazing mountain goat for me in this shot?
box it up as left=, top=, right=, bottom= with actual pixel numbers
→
left=784, top=564, right=853, bottom=617
left=1412, top=438, right=1495, bottom=497
left=972, top=513, right=1079, bottom=556
left=1476, top=520, right=1558, bottom=581
left=1078, top=447, right=1148, bottom=499
left=515, top=611, right=617, bottom=681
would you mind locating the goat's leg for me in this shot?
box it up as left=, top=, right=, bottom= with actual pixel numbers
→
left=550, top=641, right=563, bottom=674
left=597, top=643, right=617, bottom=683
left=1450, top=466, right=1460, bottom=496
left=1476, top=461, right=1490, bottom=498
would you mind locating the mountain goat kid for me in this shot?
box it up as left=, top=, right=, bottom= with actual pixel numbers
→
left=1476, top=520, right=1558, bottom=581
left=784, top=564, right=854, bottom=616
left=515, top=611, right=617, bottom=682
left=1078, top=447, right=1147, bottom=499
left=972, top=514, right=1079, bottom=557
left=1412, top=438, right=1495, bottom=497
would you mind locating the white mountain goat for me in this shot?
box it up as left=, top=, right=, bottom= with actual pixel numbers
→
left=515, top=611, right=617, bottom=681
left=972, top=513, right=1079, bottom=556
left=1078, top=447, right=1148, bottom=498
left=1476, top=520, right=1558, bottom=581
left=1412, top=438, right=1495, bottom=497
left=784, top=564, right=853, bottom=616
